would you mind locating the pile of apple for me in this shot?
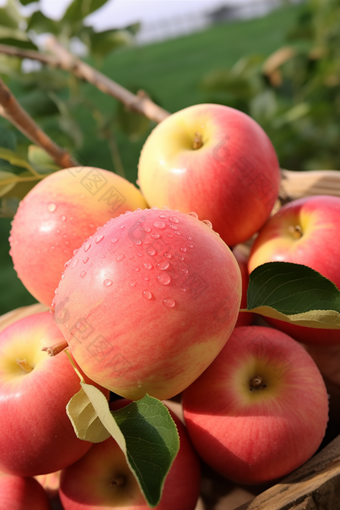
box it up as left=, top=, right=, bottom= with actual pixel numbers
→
left=1, top=103, right=338, bottom=509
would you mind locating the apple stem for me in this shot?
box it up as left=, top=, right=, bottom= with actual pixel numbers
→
left=250, top=375, right=267, bottom=391
left=288, top=225, right=303, bottom=239
left=192, top=132, right=203, bottom=150
left=42, top=339, right=69, bottom=357
left=16, top=359, right=33, bottom=373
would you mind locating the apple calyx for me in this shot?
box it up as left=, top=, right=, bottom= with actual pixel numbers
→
left=192, top=132, right=203, bottom=150
left=110, top=476, right=125, bottom=487
left=16, top=359, right=33, bottom=373
left=42, top=339, right=69, bottom=357
left=249, top=375, right=267, bottom=391
left=288, top=224, right=303, bottom=240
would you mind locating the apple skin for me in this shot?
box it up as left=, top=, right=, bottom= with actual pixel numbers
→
left=0, top=472, right=51, bottom=510
left=233, top=247, right=254, bottom=328
left=182, top=326, right=329, bottom=484
left=59, top=402, right=201, bottom=510
left=248, top=195, right=340, bottom=344
left=53, top=207, right=242, bottom=401
left=9, top=167, right=148, bottom=307
left=138, top=104, right=280, bottom=247
left=0, top=311, right=110, bottom=477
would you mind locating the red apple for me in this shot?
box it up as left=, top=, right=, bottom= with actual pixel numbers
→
left=182, top=326, right=329, bottom=484
left=59, top=403, right=201, bottom=510
left=9, top=167, right=147, bottom=307
left=0, top=472, right=51, bottom=510
left=138, top=104, right=280, bottom=246
left=233, top=247, right=254, bottom=327
left=35, top=470, right=61, bottom=502
left=53, top=207, right=242, bottom=401
left=248, top=195, right=340, bottom=344
left=0, top=311, right=109, bottom=477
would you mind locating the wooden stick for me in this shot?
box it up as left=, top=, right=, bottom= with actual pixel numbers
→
left=0, top=77, right=78, bottom=169
left=234, top=435, right=340, bottom=510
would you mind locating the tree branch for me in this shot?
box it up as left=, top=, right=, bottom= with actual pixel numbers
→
left=0, top=77, right=78, bottom=169
left=0, top=41, right=170, bottom=124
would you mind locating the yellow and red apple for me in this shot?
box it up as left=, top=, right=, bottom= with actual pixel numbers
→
left=53, top=207, right=242, bottom=400
left=9, top=167, right=147, bottom=307
left=0, top=312, right=109, bottom=477
left=138, top=104, right=280, bottom=247
left=182, top=326, right=329, bottom=484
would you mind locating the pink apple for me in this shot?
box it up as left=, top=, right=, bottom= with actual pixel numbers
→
left=35, top=470, right=61, bottom=502
left=138, top=104, right=280, bottom=247
left=52, top=207, right=242, bottom=401
left=9, top=167, right=148, bottom=306
left=248, top=195, right=340, bottom=344
left=182, top=326, right=329, bottom=484
left=0, top=472, right=51, bottom=510
left=59, top=402, right=201, bottom=510
left=0, top=311, right=110, bottom=477
left=233, top=247, right=254, bottom=328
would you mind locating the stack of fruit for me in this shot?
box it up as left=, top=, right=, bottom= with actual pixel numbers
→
left=0, top=103, right=337, bottom=509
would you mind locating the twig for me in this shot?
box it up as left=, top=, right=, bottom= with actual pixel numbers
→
left=0, top=77, right=78, bottom=169
left=0, top=42, right=170, bottom=124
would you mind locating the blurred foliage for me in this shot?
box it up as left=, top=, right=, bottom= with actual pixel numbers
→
left=0, top=0, right=157, bottom=219
left=200, top=0, right=340, bottom=171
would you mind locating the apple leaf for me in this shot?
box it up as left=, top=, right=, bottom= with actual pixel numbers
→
left=245, top=262, right=340, bottom=329
left=66, top=383, right=179, bottom=508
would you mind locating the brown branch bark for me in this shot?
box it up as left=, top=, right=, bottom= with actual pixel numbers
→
left=0, top=41, right=170, bottom=124
left=0, top=77, right=78, bottom=169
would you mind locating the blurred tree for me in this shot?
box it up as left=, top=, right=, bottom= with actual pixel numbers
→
left=200, top=0, right=340, bottom=171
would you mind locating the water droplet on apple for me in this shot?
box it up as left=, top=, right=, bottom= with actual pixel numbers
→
left=188, top=244, right=194, bottom=249
left=180, top=247, right=187, bottom=252
left=153, top=221, right=166, bottom=230
left=159, top=213, right=167, bottom=219
left=72, top=259, right=79, bottom=268
left=143, top=262, right=153, bottom=270
left=143, top=289, right=153, bottom=300
left=147, top=248, right=156, bottom=256
left=116, top=254, right=124, bottom=261
left=104, top=279, right=113, bottom=287
left=188, top=212, right=198, bottom=219
left=130, top=281, right=137, bottom=287
left=111, top=238, right=118, bottom=244
left=169, top=224, right=177, bottom=230
left=95, top=235, right=104, bottom=243
left=83, top=257, right=89, bottom=264
left=151, top=233, right=160, bottom=239
left=157, top=273, right=171, bottom=285
left=163, top=298, right=176, bottom=308
left=164, top=252, right=172, bottom=259
left=157, top=260, right=170, bottom=270
left=132, top=267, right=140, bottom=272
left=48, top=203, right=56, bottom=212
left=84, top=243, right=91, bottom=252
left=144, top=227, right=151, bottom=233
left=202, top=219, right=213, bottom=228
left=80, top=271, right=86, bottom=278
left=169, top=217, right=179, bottom=223
left=60, top=215, right=67, bottom=222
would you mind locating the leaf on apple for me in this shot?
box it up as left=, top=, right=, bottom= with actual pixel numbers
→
left=67, top=383, right=180, bottom=508
left=245, top=262, right=340, bottom=329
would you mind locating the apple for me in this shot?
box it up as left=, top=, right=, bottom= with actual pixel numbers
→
left=248, top=194, right=340, bottom=344
left=52, top=207, right=242, bottom=401
left=9, top=167, right=148, bottom=307
left=59, top=402, right=201, bottom=510
left=138, top=103, right=280, bottom=247
left=0, top=311, right=110, bottom=477
left=35, top=470, right=61, bottom=502
left=0, top=472, right=51, bottom=510
left=233, top=247, right=254, bottom=327
left=182, top=325, right=329, bottom=484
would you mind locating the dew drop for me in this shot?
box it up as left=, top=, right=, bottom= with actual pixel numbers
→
left=73, top=249, right=79, bottom=255
left=187, top=236, right=193, bottom=240
left=104, top=279, right=113, bottom=287
left=80, top=271, right=86, bottom=278
left=202, top=219, right=213, bottom=228
left=164, top=252, right=172, bottom=259
left=72, top=259, right=79, bottom=268
left=169, top=216, right=179, bottom=223
left=134, top=239, right=142, bottom=245
left=159, top=213, right=167, bottom=219
left=137, top=252, right=143, bottom=257
left=151, top=233, right=160, bottom=239
left=188, top=244, right=194, bottom=249
left=169, top=224, right=177, bottom=230
left=83, top=257, right=89, bottom=264
left=157, top=260, right=170, bottom=270
left=130, top=281, right=137, bottom=287
left=166, top=234, right=173, bottom=238
left=188, top=212, right=198, bottom=219
left=181, top=268, right=189, bottom=274
left=95, top=235, right=104, bottom=244
left=120, top=225, right=125, bottom=229
left=132, top=267, right=140, bottom=272
left=143, top=262, right=153, bottom=270
left=88, top=223, right=95, bottom=229
left=147, top=248, right=156, bottom=256
left=144, top=276, right=150, bottom=281
left=60, top=215, right=67, bottom=222
left=153, top=221, right=166, bottom=230
left=180, top=247, right=187, bottom=253
left=116, top=254, right=125, bottom=261
left=181, top=287, right=187, bottom=292
left=144, top=227, right=151, bottom=233
left=84, top=243, right=91, bottom=252
left=151, top=206, right=158, bottom=210
left=163, top=298, right=176, bottom=308
left=48, top=203, right=56, bottom=212
left=143, top=289, right=153, bottom=300
left=111, top=238, right=118, bottom=244
left=179, top=256, right=184, bottom=261
left=157, top=273, right=171, bottom=286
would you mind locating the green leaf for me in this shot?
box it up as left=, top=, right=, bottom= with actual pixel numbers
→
left=0, top=147, right=34, bottom=173
left=0, top=0, right=23, bottom=28
left=62, top=0, right=110, bottom=23
left=19, top=90, right=59, bottom=118
left=27, top=11, right=60, bottom=35
left=28, top=146, right=61, bottom=174
left=246, top=262, right=340, bottom=329
left=0, top=127, right=16, bottom=151
left=0, top=170, right=16, bottom=196
left=90, top=29, right=133, bottom=57
left=17, top=0, right=36, bottom=5
left=0, top=196, right=20, bottom=217
left=67, top=383, right=179, bottom=508
left=0, top=37, right=36, bottom=50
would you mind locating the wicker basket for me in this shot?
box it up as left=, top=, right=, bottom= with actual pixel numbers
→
left=1, top=169, right=340, bottom=510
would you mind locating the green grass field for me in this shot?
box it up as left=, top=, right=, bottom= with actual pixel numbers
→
left=0, top=3, right=303, bottom=315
